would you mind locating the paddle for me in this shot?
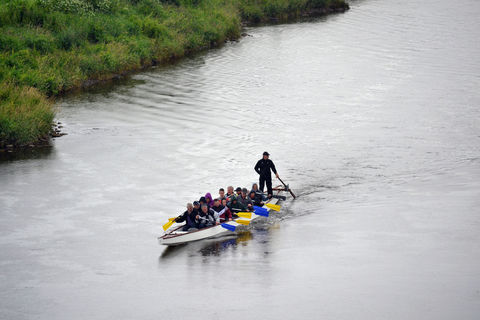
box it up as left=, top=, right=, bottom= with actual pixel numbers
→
left=253, top=205, right=268, bottom=212
left=162, top=217, right=177, bottom=231
left=237, top=212, right=252, bottom=219
left=277, top=177, right=296, bottom=199
left=235, top=219, right=251, bottom=225
left=253, top=206, right=269, bottom=217
left=265, top=203, right=281, bottom=212
left=221, top=223, right=236, bottom=231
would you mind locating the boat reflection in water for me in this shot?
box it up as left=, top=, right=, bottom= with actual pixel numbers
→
left=159, top=231, right=253, bottom=260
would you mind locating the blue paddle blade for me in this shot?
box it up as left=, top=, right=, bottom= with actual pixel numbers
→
left=254, top=209, right=269, bottom=217
left=221, top=223, right=236, bottom=232
left=253, top=206, right=268, bottom=213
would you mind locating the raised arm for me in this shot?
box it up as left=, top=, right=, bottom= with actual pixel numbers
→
left=175, top=212, right=186, bottom=223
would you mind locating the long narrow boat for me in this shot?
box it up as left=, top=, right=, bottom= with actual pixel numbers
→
left=158, top=186, right=288, bottom=246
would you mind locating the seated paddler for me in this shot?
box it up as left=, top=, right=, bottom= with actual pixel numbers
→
left=238, top=187, right=253, bottom=211
left=175, top=203, right=198, bottom=231
left=249, top=191, right=264, bottom=207
left=221, top=199, right=233, bottom=221
left=196, top=204, right=217, bottom=229
left=211, top=198, right=232, bottom=222
left=226, top=186, right=235, bottom=201
left=227, top=195, right=246, bottom=216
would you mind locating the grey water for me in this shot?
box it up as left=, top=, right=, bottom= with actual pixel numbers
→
left=1, top=0, right=480, bottom=318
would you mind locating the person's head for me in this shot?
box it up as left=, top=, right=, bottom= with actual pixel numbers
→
left=252, top=183, right=258, bottom=191
left=221, top=199, right=227, bottom=206
left=242, top=188, right=248, bottom=196
left=249, top=191, right=256, bottom=200
left=193, top=201, right=200, bottom=209
left=219, top=188, right=225, bottom=198
left=205, top=193, right=213, bottom=204
left=214, top=198, right=221, bottom=207
left=235, top=187, right=242, bottom=195
left=263, top=151, right=269, bottom=160
left=187, top=203, right=193, bottom=212
left=201, top=204, right=208, bottom=213
left=199, top=196, right=206, bottom=205
left=227, top=186, right=234, bottom=194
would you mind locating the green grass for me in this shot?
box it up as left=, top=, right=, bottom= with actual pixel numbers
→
left=0, top=0, right=348, bottom=147
left=0, top=83, right=54, bottom=146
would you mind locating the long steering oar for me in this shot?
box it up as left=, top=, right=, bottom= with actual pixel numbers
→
left=162, top=217, right=176, bottom=231
left=277, top=177, right=296, bottom=199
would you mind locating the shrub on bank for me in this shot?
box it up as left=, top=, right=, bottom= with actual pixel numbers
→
left=0, top=83, right=54, bottom=146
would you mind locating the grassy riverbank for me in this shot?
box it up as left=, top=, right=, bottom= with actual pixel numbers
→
left=0, top=0, right=348, bottom=148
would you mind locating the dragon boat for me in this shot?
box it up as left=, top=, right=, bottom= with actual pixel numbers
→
left=158, top=185, right=291, bottom=246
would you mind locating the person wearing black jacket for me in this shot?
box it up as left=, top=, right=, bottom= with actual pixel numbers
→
left=196, top=204, right=217, bottom=229
left=175, top=203, right=198, bottom=231
left=254, top=151, right=279, bottom=198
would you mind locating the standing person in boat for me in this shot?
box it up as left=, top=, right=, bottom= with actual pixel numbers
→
left=254, top=151, right=279, bottom=198
left=211, top=198, right=231, bottom=222
left=196, top=204, right=217, bottom=229
left=175, top=203, right=198, bottom=231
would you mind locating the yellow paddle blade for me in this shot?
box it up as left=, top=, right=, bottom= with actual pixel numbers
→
left=163, top=219, right=175, bottom=231
left=237, top=212, right=252, bottom=219
left=168, top=217, right=176, bottom=221
left=235, top=219, right=251, bottom=225
left=266, top=203, right=281, bottom=211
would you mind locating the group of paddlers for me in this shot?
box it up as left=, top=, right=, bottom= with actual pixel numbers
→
left=175, top=184, right=267, bottom=231
left=174, top=152, right=281, bottom=232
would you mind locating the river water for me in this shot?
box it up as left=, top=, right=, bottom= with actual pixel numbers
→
left=1, top=0, right=480, bottom=319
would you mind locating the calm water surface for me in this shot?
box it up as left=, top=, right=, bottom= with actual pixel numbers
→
left=1, top=0, right=480, bottom=319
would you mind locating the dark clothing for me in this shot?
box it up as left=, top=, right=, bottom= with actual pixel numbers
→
left=249, top=194, right=263, bottom=207
left=259, top=175, right=273, bottom=196
left=254, top=159, right=277, bottom=178
left=225, top=192, right=235, bottom=202
left=254, top=158, right=277, bottom=195
left=176, top=209, right=197, bottom=230
left=250, top=190, right=266, bottom=202
left=196, top=209, right=216, bottom=229
left=227, top=199, right=246, bottom=213
left=238, top=194, right=252, bottom=210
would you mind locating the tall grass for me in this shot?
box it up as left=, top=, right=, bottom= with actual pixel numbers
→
left=0, top=83, right=54, bottom=146
left=0, top=0, right=348, bottom=147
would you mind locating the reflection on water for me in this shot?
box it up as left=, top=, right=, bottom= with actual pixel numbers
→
left=159, top=231, right=254, bottom=259
left=0, top=145, right=54, bottom=162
